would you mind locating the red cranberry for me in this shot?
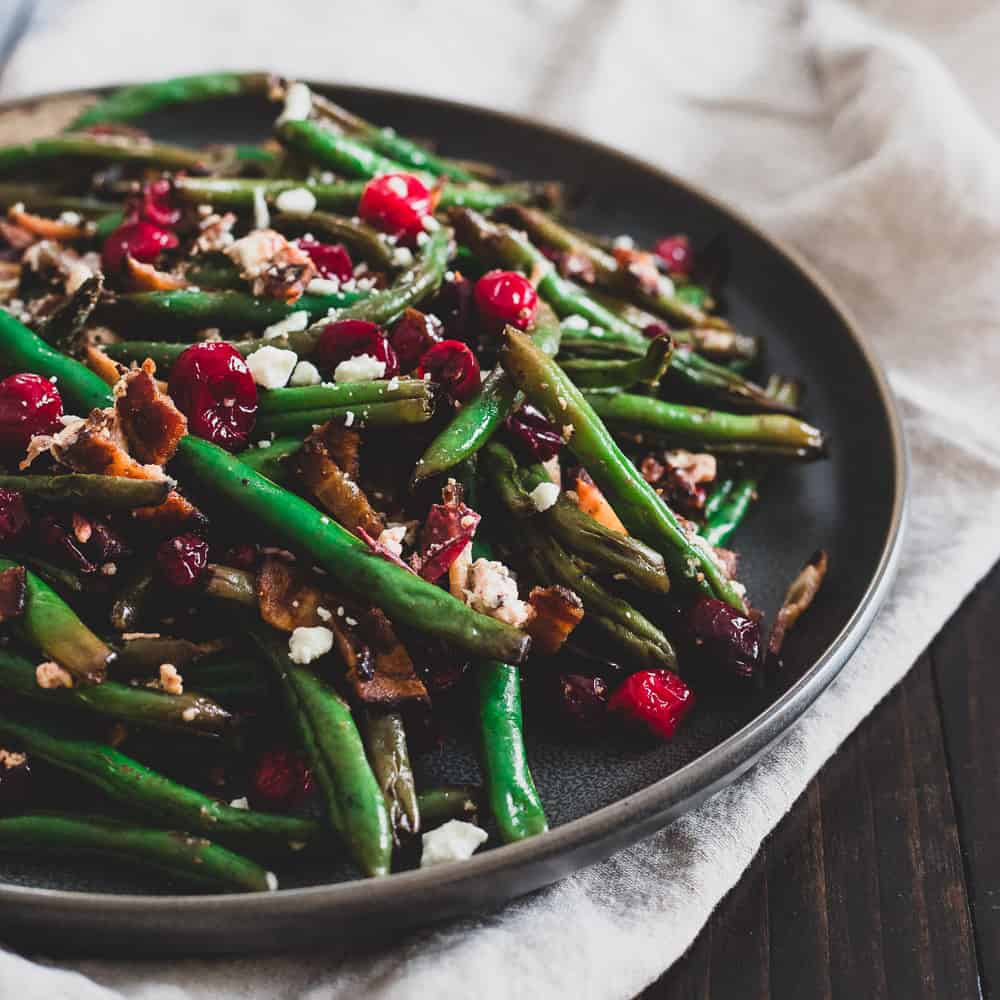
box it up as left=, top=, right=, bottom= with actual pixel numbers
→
left=168, top=343, right=258, bottom=452
left=389, top=309, right=443, bottom=372
left=102, top=219, right=179, bottom=272
left=474, top=270, right=538, bottom=331
left=249, top=748, right=314, bottom=812
left=0, top=373, right=63, bottom=455
left=559, top=673, right=609, bottom=730
left=416, top=340, right=481, bottom=402
left=609, top=669, right=695, bottom=740
left=139, top=179, right=181, bottom=227
left=686, top=596, right=761, bottom=684
left=654, top=235, right=694, bottom=276
left=505, top=402, right=563, bottom=462
left=0, top=489, right=28, bottom=542
left=642, top=320, right=671, bottom=339
left=315, top=319, right=398, bottom=377
left=156, top=533, right=209, bottom=588
left=0, top=752, right=31, bottom=815
left=358, top=172, right=434, bottom=243
left=427, top=272, right=474, bottom=343
left=294, top=238, right=353, bottom=282
left=222, top=542, right=258, bottom=571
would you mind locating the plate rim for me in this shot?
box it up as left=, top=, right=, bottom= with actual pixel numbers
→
left=0, top=79, right=908, bottom=923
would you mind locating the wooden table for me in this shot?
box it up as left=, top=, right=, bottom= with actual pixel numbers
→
left=643, top=561, right=999, bottom=999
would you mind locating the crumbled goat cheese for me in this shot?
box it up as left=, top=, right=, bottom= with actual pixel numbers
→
left=159, top=663, right=183, bottom=695
left=529, top=481, right=560, bottom=512
left=229, top=797, right=250, bottom=810
left=0, top=749, right=26, bottom=770
left=289, top=360, right=322, bottom=386
left=288, top=626, right=334, bottom=664
left=386, top=376, right=400, bottom=391
left=463, top=558, right=532, bottom=627
left=100, top=562, right=117, bottom=576
left=59, top=211, right=82, bottom=226
left=182, top=707, right=197, bottom=722
left=277, top=81, right=312, bottom=125
left=334, top=354, right=386, bottom=384
left=343, top=411, right=355, bottom=427
left=263, top=310, right=309, bottom=340
left=36, top=662, right=73, bottom=690
left=252, top=186, right=270, bottom=230
left=247, top=346, right=298, bottom=388
left=316, top=606, right=332, bottom=622
left=377, top=524, right=408, bottom=558
left=542, top=454, right=561, bottom=486
left=422, top=215, right=440, bottom=232
left=612, top=234, right=635, bottom=250
left=391, top=246, right=414, bottom=268
left=306, top=277, right=341, bottom=295
left=420, top=820, right=488, bottom=868
left=266, top=871, right=279, bottom=891
left=274, top=187, right=317, bottom=216
left=562, top=314, right=588, bottom=331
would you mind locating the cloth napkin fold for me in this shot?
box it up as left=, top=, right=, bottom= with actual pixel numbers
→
left=3, top=1, right=1000, bottom=996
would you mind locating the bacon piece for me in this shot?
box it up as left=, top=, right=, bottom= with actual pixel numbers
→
left=524, top=585, right=583, bottom=655
left=224, top=228, right=316, bottom=302
left=613, top=247, right=662, bottom=295
left=768, top=550, right=829, bottom=659
left=125, top=255, right=187, bottom=291
left=0, top=566, right=26, bottom=624
left=257, top=555, right=327, bottom=632
left=115, top=361, right=187, bottom=465
left=84, top=346, right=124, bottom=387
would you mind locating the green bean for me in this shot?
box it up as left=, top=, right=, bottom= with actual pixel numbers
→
left=0, top=714, right=317, bottom=850
left=15, top=554, right=85, bottom=594
left=0, top=558, right=114, bottom=684
left=0, top=814, right=276, bottom=892
left=236, top=437, right=302, bottom=483
left=202, top=564, right=257, bottom=606
left=278, top=119, right=419, bottom=181
left=559, top=333, right=673, bottom=389
left=498, top=328, right=746, bottom=609
left=35, top=274, right=102, bottom=352
left=417, top=786, right=481, bottom=827
left=0, top=135, right=209, bottom=174
left=702, top=478, right=734, bottom=522
left=183, top=254, right=246, bottom=291
left=257, top=378, right=433, bottom=415
left=271, top=211, right=395, bottom=271
left=0, top=647, right=230, bottom=736
left=254, top=397, right=434, bottom=437
left=0, top=473, right=170, bottom=510
left=0, top=183, right=117, bottom=217
left=364, top=708, right=420, bottom=840
left=102, top=340, right=191, bottom=370
left=109, top=565, right=155, bottom=631
left=701, top=481, right=758, bottom=548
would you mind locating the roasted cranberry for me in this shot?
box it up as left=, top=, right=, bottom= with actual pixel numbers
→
left=101, top=218, right=179, bottom=272
left=416, top=340, right=481, bottom=402
left=559, top=673, right=609, bottom=730
left=222, top=542, right=258, bottom=571
left=294, top=238, right=353, bottom=282
left=156, top=533, right=209, bottom=588
left=609, top=669, right=695, bottom=740
left=38, top=513, right=96, bottom=573
left=358, top=172, right=435, bottom=243
left=249, top=748, right=314, bottom=812
left=0, top=489, right=28, bottom=542
left=168, top=343, right=258, bottom=452
left=474, top=270, right=538, bottom=332
left=315, top=319, right=398, bottom=377
left=505, top=402, right=563, bottom=462
left=427, top=272, right=475, bottom=342
left=686, top=596, right=761, bottom=684
left=389, top=309, right=443, bottom=372
left=140, top=179, right=181, bottom=227
left=654, top=235, right=693, bottom=276
left=0, top=373, right=63, bottom=455
left=642, top=320, right=671, bottom=340
left=0, top=751, right=30, bottom=815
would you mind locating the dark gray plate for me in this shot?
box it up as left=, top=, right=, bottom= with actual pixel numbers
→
left=0, top=83, right=906, bottom=954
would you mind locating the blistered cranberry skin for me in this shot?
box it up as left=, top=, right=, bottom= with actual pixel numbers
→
left=168, top=343, right=258, bottom=452
left=474, top=270, right=538, bottom=332
left=416, top=340, right=481, bottom=402
left=505, top=402, right=563, bottom=462
left=389, top=310, right=443, bottom=372
left=315, top=319, right=398, bottom=377
left=559, top=673, right=609, bottom=730
left=156, top=533, right=209, bottom=588
left=140, top=179, right=181, bottom=227
left=101, top=219, right=179, bottom=272
left=609, top=669, right=695, bottom=740
left=686, top=596, right=761, bottom=684
left=249, top=748, right=314, bottom=812
left=0, top=373, right=63, bottom=454
left=654, top=235, right=693, bottom=276
left=294, top=238, right=353, bottom=282
left=358, top=172, right=434, bottom=243
left=0, top=489, right=28, bottom=543
left=0, top=753, right=31, bottom=815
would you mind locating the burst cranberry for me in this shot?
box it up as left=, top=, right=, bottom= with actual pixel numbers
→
left=389, top=309, right=443, bottom=372
left=642, top=320, right=671, bottom=340
left=156, top=533, right=209, bottom=588
left=474, top=270, right=538, bottom=332
left=102, top=218, right=179, bottom=273
left=294, top=238, right=353, bottom=282
left=0, top=373, right=63, bottom=455
left=654, top=235, right=693, bottom=276
left=505, top=402, right=563, bottom=462
left=315, top=319, right=398, bottom=377
left=249, top=748, right=314, bottom=812
left=609, top=669, right=695, bottom=740
left=416, top=340, right=481, bottom=402
left=358, top=172, right=435, bottom=243
left=559, top=673, right=609, bottom=730
left=0, top=751, right=31, bottom=815
left=140, top=179, right=181, bottom=227
left=0, top=490, right=28, bottom=542
left=169, top=343, right=258, bottom=452
left=427, top=272, right=474, bottom=342
left=686, top=596, right=761, bottom=684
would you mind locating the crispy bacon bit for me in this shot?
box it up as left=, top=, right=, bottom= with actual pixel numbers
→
left=158, top=663, right=184, bottom=695
left=8, top=205, right=87, bottom=241
left=613, top=247, right=662, bottom=295
left=131, top=490, right=204, bottom=529
left=412, top=481, right=481, bottom=582
left=22, top=239, right=94, bottom=295
left=36, top=661, right=73, bottom=690
left=348, top=608, right=428, bottom=706
left=224, top=228, right=316, bottom=302
left=0, top=566, right=26, bottom=624
left=125, top=255, right=187, bottom=291
left=768, top=550, right=829, bottom=659
left=84, top=346, right=125, bottom=387
left=115, top=361, right=187, bottom=465
left=641, top=450, right=717, bottom=516
left=257, top=556, right=328, bottom=631
left=573, top=470, right=627, bottom=534
left=524, top=585, right=583, bottom=655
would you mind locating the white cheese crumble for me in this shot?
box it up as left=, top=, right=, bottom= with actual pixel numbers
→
left=159, top=663, right=183, bottom=696
left=252, top=187, right=270, bottom=230
left=316, top=606, right=332, bottom=622
left=343, top=410, right=355, bottom=427
left=463, top=559, right=532, bottom=627
left=529, top=481, right=560, bottom=512
left=288, top=625, right=334, bottom=664
left=277, top=82, right=312, bottom=125
left=274, top=187, right=317, bottom=216
left=262, top=310, right=309, bottom=341
left=229, top=797, right=249, bottom=810
left=265, top=871, right=279, bottom=891
left=247, top=346, right=298, bottom=389
left=562, top=314, right=589, bottom=331
left=391, top=246, right=414, bottom=268
left=289, top=360, right=322, bottom=386
left=612, top=234, right=635, bottom=250
left=420, top=820, right=488, bottom=868
left=376, top=524, right=408, bottom=558
left=334, top=354, right=385, bottom=384
left=307, top=277, right=341, bottom=296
